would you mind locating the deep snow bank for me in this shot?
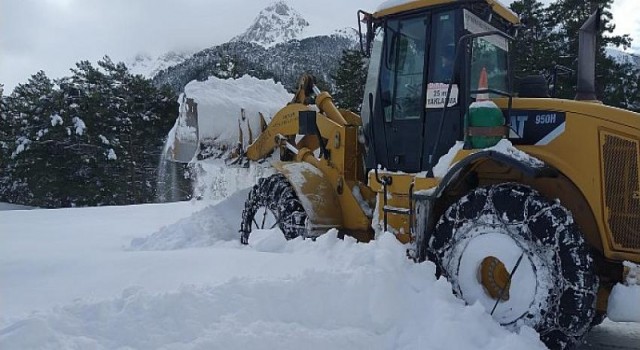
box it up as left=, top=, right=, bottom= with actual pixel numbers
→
left=1, top=231, right=546, bottom=350
left=129, top=188, right=250, bottom=250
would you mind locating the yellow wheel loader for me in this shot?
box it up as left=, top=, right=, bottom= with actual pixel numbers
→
left=177, top=0, right=640, bottom=348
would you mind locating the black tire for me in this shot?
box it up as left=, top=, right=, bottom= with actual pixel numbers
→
left=240, top=173, right=307, bottom=244
left=428, top=183, right=598, bottom=350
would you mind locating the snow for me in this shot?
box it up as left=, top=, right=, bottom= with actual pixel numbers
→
left=182, top=75, right=292, bottom=147
left=470, top=100, right=501, bottom=109
left=11, top=137, right=30, bottom=158
left=72, top=116, right=86, bottom=136
left=232, top=1, right=310, bottom=48
left=608, top=261, right=640, bottom=323
left=191, top=159, right=274, bottom=201
left=433, top=141, right=464, bottom=178
left=608, top=284, right=640, bottom=323
left=50, top=114, right=63, bottom=127
left=107, top=148, right=117, bottom=160
left=279, top=162, right=327, bottom=222
left=98, top=134, right=110, bottom=145
left=486, top=139, right=545, bottom=168
left=0, top=193, right=547, bottom=349
left=420, top=138, right=544, bottom=182
left=0, top=202, right=35, bottom=211
left=352, top=185, right=374, bottom=218
left=456, top=230, right=540, bottom=325
left=127, top=51, right=194, bottom=78
left=376, top=0, right=515, bottom=17
left=376, top=0, right=414, bottom=12
left=606, top=47, right=640, bottom=67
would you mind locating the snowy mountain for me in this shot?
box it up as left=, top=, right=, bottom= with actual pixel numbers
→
left=127, top=50, right=194, bottom=78
left=151, top=1, right=359, bottom=93
left=153, top=34, right=358, bottom=93
left=606, top=48, right=640, bottom=68
left=232, top=1, right=310, bottom=48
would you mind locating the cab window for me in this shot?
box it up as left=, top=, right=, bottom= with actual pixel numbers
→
left=430, top=11, right=456, bottom=83
left=381, top=17, right=428, bottom=121
left=462, top=9, right=509, bottom=96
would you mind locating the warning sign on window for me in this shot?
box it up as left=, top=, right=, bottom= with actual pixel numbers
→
left=426, top=83, right=459, bottom=109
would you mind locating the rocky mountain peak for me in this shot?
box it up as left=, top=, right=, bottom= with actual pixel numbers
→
left=232, top=1, right=309, bottom=48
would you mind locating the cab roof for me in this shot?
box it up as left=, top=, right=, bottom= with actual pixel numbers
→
left=373, top=0, right=520, bottom=25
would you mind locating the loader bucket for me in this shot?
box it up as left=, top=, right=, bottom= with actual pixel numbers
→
left=225, top=109, right=269, bottom=167
left=166, top=97, right=200, bottom=163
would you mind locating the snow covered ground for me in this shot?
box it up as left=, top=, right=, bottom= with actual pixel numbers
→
left=1, top=191, right=551, bottom=349
left=0, top=203, right=34, bottom=211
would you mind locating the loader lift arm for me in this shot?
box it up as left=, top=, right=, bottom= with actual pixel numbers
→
left=244, top=74, right=374, bottom=240
left=245, top=74, right=362, bottom=170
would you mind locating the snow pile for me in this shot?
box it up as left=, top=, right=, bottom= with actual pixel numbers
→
left=1, top=214, right=547, bottom=350
left=129, top=189, right=249, bottom=250
left=431, top=139, right=545, bottom=179
left=183, top=75, right=292, bottom=147
left=487, top=139, right=545, bottom=168
left=608, top=261, right=640, bottom=323
left=433, top=141, right=464, bottom=178
left=191, top=158, right=275, bottom=200
left=608, top=284, right=640, bottom=322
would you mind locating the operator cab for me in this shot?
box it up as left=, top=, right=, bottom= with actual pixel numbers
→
left=360, top=0, right=519, bottom=174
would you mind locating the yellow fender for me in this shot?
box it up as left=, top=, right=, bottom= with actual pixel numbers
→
left=273, top=161, right=343, bottom=236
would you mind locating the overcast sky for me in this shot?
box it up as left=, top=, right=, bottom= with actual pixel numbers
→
left=1, top=0, right=638, bottom=93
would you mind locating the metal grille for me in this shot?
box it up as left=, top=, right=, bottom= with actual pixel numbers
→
left=601, top=133, right=640, bottom=250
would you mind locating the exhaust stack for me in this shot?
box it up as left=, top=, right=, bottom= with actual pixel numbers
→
left=575, top=9, right=601, bottom=101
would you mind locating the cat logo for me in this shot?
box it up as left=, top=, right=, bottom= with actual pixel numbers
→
left=509, top=115, right=528, bottom=138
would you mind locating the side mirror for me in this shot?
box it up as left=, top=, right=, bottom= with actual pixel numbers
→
left=358, top=10, right=374, bottom=57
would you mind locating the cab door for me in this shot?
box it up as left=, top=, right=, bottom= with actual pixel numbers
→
left=379, top=15, right=430, bottom=173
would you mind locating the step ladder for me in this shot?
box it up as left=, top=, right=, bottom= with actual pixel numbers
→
left=381, top=179, right=416, bottom=238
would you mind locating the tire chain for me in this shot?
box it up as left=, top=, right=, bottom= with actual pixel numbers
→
left=241, top=174, right=307, bottom=243
left=429, top=183, right=598, bottom=349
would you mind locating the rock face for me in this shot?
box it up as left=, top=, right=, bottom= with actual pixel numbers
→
left=232, top=1, right=310, bottom=48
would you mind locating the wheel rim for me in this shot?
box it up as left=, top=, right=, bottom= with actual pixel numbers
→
left=251, top=206, right=279, bottom=231
left=456, top=228, right=538, bottom=325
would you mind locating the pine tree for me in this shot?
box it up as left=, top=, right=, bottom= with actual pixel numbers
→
left=510, top=0, right=556, bottom=76
left=332, top=49, right=368, bottom=112
left=1, top=71, right=63, bottom=206
left=511, top=0, right=639, bottom=109
left=1, top=58, right=181, bottom=207
left=0, top=89, right=12, bottom=201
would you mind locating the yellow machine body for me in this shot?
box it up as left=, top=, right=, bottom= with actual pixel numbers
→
left=240, top=0, right=640, bottom=317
